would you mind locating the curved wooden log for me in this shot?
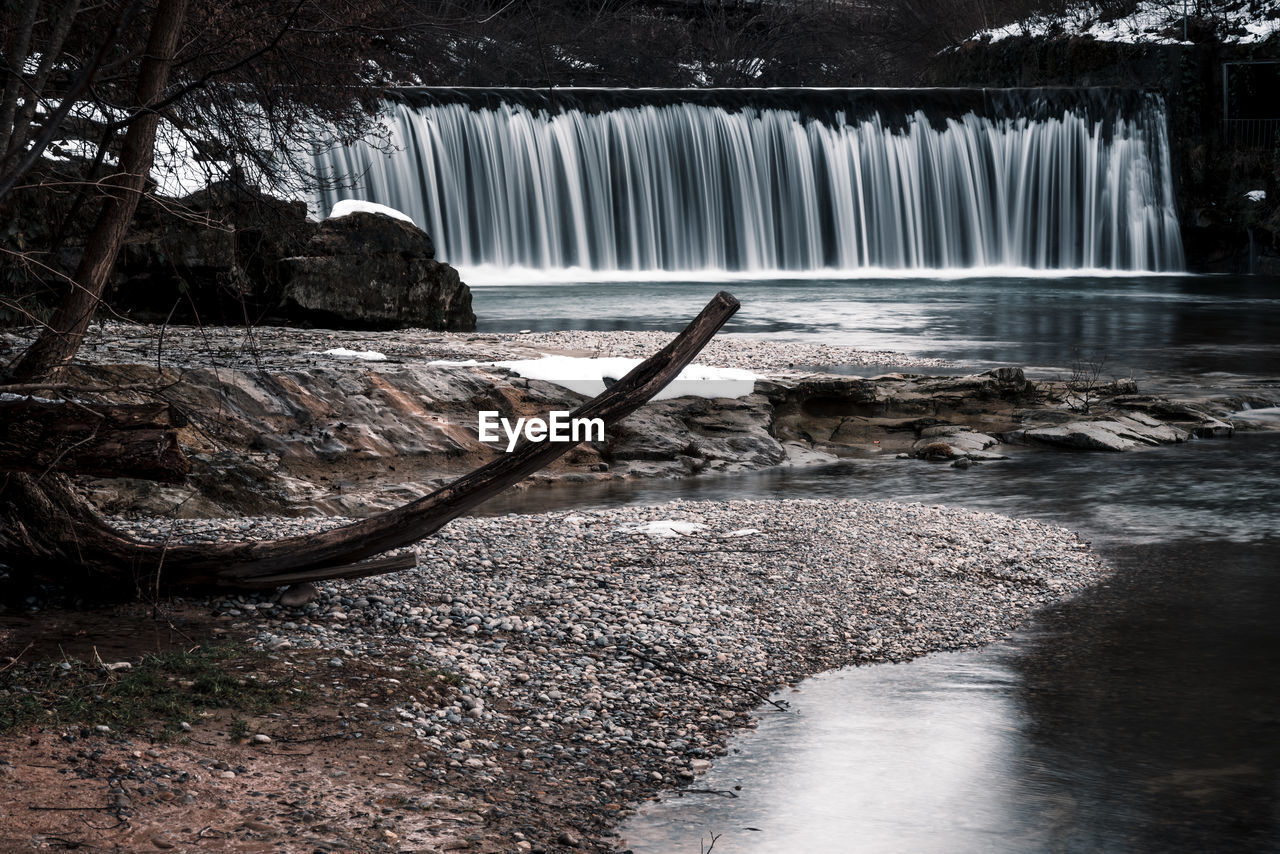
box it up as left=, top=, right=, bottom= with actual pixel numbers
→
left=0, top=291, right=740, bottom=592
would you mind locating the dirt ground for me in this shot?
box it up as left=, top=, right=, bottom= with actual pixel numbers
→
left=0, top=605, right=632, bottom=853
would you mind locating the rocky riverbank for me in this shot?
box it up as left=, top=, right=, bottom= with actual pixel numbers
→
left=2, top=321, right=1267, bottom=520
left=2, top=498, right=1107, bottom=852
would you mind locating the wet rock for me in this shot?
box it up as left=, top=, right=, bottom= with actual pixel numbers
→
left=912, top=427, right=1000, bottom=459
left=280, top=583, right=320, bottom=607
left=916, top=441, right=955, bottom=460
left=1026, top=417, right=1189, bottom=452
left=278, top=211, right=475, bottom=331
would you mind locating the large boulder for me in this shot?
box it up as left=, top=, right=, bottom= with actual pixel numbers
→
left=110, top=182, right=315, bottom=324
left=277, top=211, right=475, bottom=331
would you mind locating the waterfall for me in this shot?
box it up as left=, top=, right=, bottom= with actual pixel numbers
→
left=312, top=88, right=1184, bottom=275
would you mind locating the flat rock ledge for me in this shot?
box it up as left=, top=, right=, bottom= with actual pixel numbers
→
left=103, top=498, right=1107, bottom=852
left=2, top=325, right=1271, bottom=520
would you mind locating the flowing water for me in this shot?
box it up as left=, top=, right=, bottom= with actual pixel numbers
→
left=313, top=88, right=1182, bottom=274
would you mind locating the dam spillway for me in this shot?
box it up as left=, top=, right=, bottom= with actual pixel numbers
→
left=311, top=87, right=1184, bottom=275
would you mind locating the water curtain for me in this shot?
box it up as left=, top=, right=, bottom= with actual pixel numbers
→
left=313, top=88, right=1184, bottom=273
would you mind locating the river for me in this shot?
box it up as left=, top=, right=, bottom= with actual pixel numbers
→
left=468, top=273, right=1280, bottom=852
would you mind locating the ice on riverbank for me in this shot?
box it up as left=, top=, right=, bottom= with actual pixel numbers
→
left=319, top=347, right=389, bottom=361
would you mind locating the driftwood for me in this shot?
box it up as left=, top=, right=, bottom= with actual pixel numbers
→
left=0, top=399, right=190, bottom=483
left=0, top=291, right=740, bottom=593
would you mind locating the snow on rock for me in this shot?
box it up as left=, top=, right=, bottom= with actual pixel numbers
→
left=494, top=355, right=760, bottom=401
left=327, top=199, right=419, bottom=229
left=319, top=347, right=388, bottom=361
left=972, top=1, right=1280, bottom=45
left=618, top=520, right=709, bottom=538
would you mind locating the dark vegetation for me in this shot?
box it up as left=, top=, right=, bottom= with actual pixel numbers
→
left=0, top=643, right=304, bottom=737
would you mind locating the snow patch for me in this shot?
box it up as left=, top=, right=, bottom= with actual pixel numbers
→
left=0, top=393, right=60, bottom=403
left=319, top=347, right=388, bottom=361
left=971, top=1, right=1280, bottom=46
left=327, top=199, right=419, bottom=229
left=494, top=355, right=759, bottom=401
left=618, top=520, right=709, bottom=538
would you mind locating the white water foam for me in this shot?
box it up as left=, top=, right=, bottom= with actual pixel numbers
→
left=313, top=92, right=1184, bottom=276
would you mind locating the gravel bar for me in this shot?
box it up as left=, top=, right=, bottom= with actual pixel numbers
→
left=10, top=322, right=952, bottom=374
left=118, top=497, right=1105, bottom=849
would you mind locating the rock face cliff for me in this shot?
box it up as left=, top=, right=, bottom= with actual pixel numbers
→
left=100, top=182, right=476, bottom=331
left=277, top=211, right=476, bottom=331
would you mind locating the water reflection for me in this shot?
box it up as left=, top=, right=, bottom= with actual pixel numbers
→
left=618, top=653, right=1037, bottom=854
left=1012, top=540, right=1280, bottom=852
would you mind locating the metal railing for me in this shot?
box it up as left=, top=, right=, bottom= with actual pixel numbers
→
left=1225, top=118, right=1280, bottom=149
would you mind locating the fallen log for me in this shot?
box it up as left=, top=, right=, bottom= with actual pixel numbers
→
left=0, top=399, right=190, bottom=483
left=0, top=291, right=740, bottom=594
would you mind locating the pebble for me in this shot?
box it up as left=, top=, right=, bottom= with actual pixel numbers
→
left=110, top=497, right=1106, bottom=837
left=43, top=322, right=951, bottom=373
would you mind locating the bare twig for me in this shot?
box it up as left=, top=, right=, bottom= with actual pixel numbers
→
left=0, top=642, right=34, bottom=673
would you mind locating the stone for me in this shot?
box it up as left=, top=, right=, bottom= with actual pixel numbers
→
left=912, top=428, right=999, bottom=459
left=110, top=182, right=314, bottom=325
left=278, top=211, right=476, bottom=331
left=280, top=583, right=320, bottom=607
left=1193, top=417, right=1234, bottom=439
left=1026, top=418, right=1189, bottom=452
left=915, top=441, right=956, bottom=460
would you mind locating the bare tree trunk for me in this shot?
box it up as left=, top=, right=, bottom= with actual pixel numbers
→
left=0, top=291, right=741, bottom=595
left=0, top=0, right=83, bottom=166
left=4, top=0, right=189, bottom=383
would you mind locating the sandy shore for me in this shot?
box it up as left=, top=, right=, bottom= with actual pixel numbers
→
left=2, top=498, right=1107, bottom=852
